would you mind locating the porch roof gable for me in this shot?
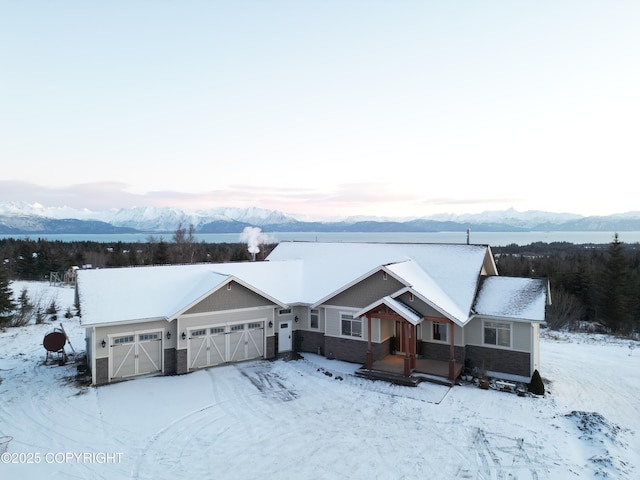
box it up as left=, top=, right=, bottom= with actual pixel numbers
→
left=355, top=295, right=423, bottom=325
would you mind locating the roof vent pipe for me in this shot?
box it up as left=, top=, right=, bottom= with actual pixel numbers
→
left=466, top=228, right=470, bottom=245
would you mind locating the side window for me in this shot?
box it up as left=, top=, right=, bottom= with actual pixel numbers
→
left=483, top=321, right=511, bottom=347
left=341, top=314, right=362, bottom=338
left=432, top=322, right=448, bottom=342
left=310, top=310, right=319, bottom=329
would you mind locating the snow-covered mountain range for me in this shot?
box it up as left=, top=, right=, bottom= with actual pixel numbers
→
left=1, top=201, right=640, bottom=234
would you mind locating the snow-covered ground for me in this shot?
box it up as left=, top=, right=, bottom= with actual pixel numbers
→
left=1, top=281, right=639, bottom=479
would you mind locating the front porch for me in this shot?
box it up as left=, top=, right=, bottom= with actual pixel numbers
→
left=356, top=296, right=462, bottom=386
left=373, top=354, right=462, bottom=380
left=355, top=355, right=463, bottom=387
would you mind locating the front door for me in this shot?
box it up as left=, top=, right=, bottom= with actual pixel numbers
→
left=394, top=321, right=416, bottom=355
left=278, top=321, right=292, bottom=352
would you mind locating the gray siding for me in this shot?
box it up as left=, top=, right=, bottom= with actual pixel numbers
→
left=396, top=292, right=442, bottom=318
left=185, top=281, right=276, bottom=314
left=325, top=271, right=405, bottom=308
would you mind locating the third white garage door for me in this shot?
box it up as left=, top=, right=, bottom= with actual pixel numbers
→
left=188, top=321, right=264, bottom=370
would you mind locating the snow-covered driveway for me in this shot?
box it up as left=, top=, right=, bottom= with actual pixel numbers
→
left=1, top=282, right=638, bottom=479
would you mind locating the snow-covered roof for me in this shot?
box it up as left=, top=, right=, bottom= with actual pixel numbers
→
left=269, top=242, right=489, bottom=324
left=385, top=260, right=470, bottom=325
left=79, top=242, right=531, bottom=328
left=78, top=261, right=301, bottom=326
left=473, top=276, right=548, bottom=322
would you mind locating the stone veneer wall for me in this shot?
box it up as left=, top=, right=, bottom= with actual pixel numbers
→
left=324, top=336, right=391, bottom=364
left=176, top=349, right=188, bottom=375
left=295, top=330, right=325, bottom=355
left=95, top=357, right=108, bottom=385
left=465, top=345, right=531, bottom=378
left=374, top=337, right=392, bottom=360
left=164, top=348, right=177, bottom=376
left=266, top=335, right=276, bottom=359
left=420, top=342, right=465, bottom=365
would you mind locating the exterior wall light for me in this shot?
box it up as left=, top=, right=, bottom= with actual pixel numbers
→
left=294, top=316, right=299, bottom=323
left=181, top=332, right=186, bottom=340
left=166, top=331, right=171, bottom=340
left=268, top=321, right=273, bottom=328
left=101, top=339, right=106, bottom=348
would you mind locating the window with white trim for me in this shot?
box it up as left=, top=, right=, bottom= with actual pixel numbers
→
left=483, top=320, right=511, bottom=347
left=432, top=322, right=448, bottom=342
left=278, top=308, right=292, bottom=316
left=310, top=310, right=319, bottom=329
left=341, top=314, right=362, bottom=338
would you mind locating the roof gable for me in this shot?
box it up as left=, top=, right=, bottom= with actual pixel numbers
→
left=269, top=242, right=489, bottom=324
left=355, top=296, right=423, bottom=325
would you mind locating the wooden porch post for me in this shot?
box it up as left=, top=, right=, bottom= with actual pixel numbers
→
left=366, top=314, right=373, bottom=370
left=403, top=322, right=411, bottom=377
left=449, top=319, right=456, bottom=382
left=409, top=323, right=416, bottom=369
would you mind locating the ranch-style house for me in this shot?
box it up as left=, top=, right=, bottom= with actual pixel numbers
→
left=77, top=242, right=549, bottom=386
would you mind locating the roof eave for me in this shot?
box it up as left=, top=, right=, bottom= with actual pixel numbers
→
left=81, top=315, right=168, bottom=328
left=469, top=313, right=546, bottom=324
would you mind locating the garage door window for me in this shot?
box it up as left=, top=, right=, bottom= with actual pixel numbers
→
left=114, top=335, right=134, bottom=345
left=139, top=333, right=159, bottom=341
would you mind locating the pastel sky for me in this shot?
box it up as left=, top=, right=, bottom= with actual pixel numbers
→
left=1, top=1, right=639, bottom=219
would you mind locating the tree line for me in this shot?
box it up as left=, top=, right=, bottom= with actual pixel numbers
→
left=1, top=230, right=639, bottom=335
left=494, top=234, right=640, bottom=335
left=0, top=226, right=277, bottom=281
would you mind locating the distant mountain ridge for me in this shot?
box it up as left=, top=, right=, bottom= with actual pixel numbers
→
left=1, top=201, right=640, bottom=235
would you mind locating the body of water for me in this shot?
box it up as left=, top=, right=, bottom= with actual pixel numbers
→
left=0, top=231, right=636, bottom=245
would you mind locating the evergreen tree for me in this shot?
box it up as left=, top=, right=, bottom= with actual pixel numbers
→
left=153, top=240, right=170, bottom=265
left=598, top=234, right=634, bottom=333
left=0, top=265, right=16, bottom=328
left=12, top=287, right=34, bottom=327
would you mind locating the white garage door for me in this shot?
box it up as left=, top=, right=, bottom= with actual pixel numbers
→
left=110, top=331, right=162, bottom=380
left=188, top=322, right=264, bottom=371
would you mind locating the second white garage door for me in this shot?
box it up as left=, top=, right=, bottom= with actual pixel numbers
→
left=188, top=321, right=264, bottom=371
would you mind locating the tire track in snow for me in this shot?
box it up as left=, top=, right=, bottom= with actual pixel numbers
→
left=132, top=364, right=291, bottom=479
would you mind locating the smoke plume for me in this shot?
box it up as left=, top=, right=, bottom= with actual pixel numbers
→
left=239, top=226, right=269, bottom=257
